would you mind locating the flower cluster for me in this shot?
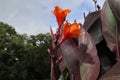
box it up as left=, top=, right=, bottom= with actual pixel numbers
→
left=51, top=6, right=82, bottom=46
left=48, top=6, right=83, bottom=66
left=47, top=7, right=84, bottom=80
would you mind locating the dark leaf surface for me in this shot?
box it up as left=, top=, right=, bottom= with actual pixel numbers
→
left=99, top=61, right=120, bottom=80
left=57, top=28, right=100, bottom=80
left=78, top=29, right=100, bottom=80
left=57, top=39, right=81, bottom=80
left=83, top=11, right=103, bottom=44
left=101, top=0, right=120, bottom=56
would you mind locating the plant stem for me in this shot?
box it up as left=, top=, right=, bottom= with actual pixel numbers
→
left=116, top=23, right=120, bottom=61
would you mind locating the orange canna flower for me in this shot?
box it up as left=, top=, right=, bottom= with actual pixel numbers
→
left=52, top=6, right=71, bottom=28
left=59, top=21, right=82, bottom=45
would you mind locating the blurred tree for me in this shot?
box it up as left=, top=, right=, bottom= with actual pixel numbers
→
left=0, top=22, right=51, bottom=80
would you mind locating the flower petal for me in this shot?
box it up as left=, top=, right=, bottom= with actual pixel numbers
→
left=59, top=21, right=82, bottom=45
left=69, top=23, right=83, bottom=37
left=52, top=6, right=71, bottom=27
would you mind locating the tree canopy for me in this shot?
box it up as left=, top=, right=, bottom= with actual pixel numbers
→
left=0, top=22, right=52, bottom=80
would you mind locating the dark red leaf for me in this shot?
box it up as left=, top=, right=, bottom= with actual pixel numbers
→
left=83, top=11, right=103, bottom=44
left=99, top=61, right=120, bottom=80
left=78, top=28, right=100, bottom=80
left=101, top=0, right=120, bottom=60
left=57, top=28, right=100, bottom=80
left=57, top=38, right=81, bottom=80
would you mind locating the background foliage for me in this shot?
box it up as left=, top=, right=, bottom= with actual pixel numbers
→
left=0, top=22, right=51, bottom=80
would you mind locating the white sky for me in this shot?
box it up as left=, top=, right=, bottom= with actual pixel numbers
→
left=0, top=0, right=105, bottom=35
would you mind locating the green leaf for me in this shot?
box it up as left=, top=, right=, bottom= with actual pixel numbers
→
left=108, top=0, right=120, bottom=21
left=58, top=75, right=64, bottom=80
left=58, top=68, right=69, bottom=80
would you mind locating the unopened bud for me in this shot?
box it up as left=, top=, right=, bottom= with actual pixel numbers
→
left=47, top=48, right=51, bottom=55
left=56, top=56, right=63, bottom=64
